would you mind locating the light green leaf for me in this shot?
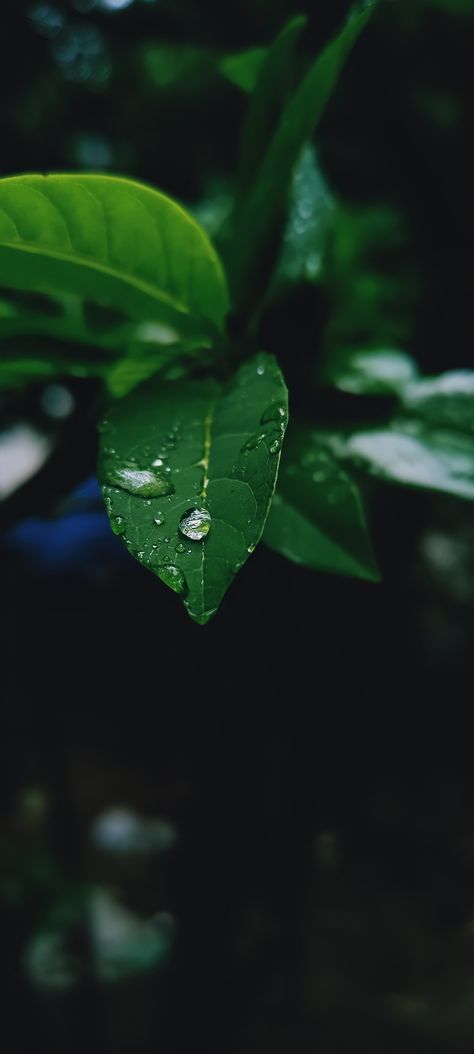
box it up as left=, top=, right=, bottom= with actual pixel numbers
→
left=227, top=2, right=378, bottom=318
left=219, top=47, right=267, bottom=93
left=338, top=423, right=474, bottom=501
left=264, top=426, right=379, bottom=580
left=320, top=347, right=419, bottom=396
left=400, top=370, right=474, bottom=434
left=99, top=353, right=288, bottom=624
left=0, top=174, right=229, bottom=373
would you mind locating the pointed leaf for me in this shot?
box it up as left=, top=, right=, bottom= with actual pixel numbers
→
left=227, top=2, right=378, bottom=318
left=99, top=354, right=288, bottom=624
left=264, top=426, right=379, bottom=580
left=219, top=47, right=267, bottom=93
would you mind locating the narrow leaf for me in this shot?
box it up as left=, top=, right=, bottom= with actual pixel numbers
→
left=264, top=426, right=379, bottom=580
left=227, top=2, right=378, bottom=318
left=99, top=354, right=288, bottom=624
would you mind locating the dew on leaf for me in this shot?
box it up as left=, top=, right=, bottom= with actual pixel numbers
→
left=155, top=564, right=188, bottom=596
left=260, top=403, right=287, bottom=425
left=110, top=515, right=126, bottom=536
left=154, top=513, right=165, bottom=526
left=179, top=507, right=212, bottom=541
left=175, top=542, right=186, bottom=554
left=105, top=466, right=174, bottom=498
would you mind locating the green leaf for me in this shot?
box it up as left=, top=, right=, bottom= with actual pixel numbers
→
left=99, top=353, right=288, bottom=624
left=400, top=370, right=474, bottom=434
left=219, top=47, right=267, bottom=93
left=227, top=2, right=378, bottom=319
left=320, top=347, right=419, bottom=396
left=0, top=174, right=229, bottom=371
left=237, top=16, right=307, bottom=199
left=271, top=144, right=334, bottom=291
left=264, top=426, right=379, bottom=581
left=338, top=423, right=474, bottom=501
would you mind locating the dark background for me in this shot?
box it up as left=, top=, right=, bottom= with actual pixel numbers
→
left=1, top=1, right=474, bottom=1052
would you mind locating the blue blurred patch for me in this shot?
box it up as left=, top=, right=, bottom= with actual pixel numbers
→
left=3, top=476, right=130, bottom=573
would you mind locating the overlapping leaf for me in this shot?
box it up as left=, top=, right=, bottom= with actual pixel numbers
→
left=264, top=425, right=379, bottom=580
left=0, top=174, right=229, bottom=388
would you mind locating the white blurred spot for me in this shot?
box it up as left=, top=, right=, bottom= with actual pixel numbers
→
left=0, top=424, right=52, bottom=499
left=91, top=806, right=178, bottom=854
left=40, top=384, right=75, bottom=419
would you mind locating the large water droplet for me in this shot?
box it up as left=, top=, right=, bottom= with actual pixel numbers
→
left=179, top=507, right=212, bottom=541
left=155, top=564, right=187, bottom=596
left=110, top=515, right=126, bottom=536
left=105, top=466, right=174, bottom=498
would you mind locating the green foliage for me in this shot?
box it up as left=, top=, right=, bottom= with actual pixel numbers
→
left=0, top=174, right=228, bottom=390
left=99, top=354, right=287, bottom=624
left=2, top=0, right=474, bottom=623
left=264, top=426, right=379, bottom=581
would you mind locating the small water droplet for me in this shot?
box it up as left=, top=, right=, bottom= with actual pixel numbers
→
left=298, top=198, right=313, bottom=220
left=186, top=548, right=192, bottom=556
left=260, top=403, right=287, bottom=425
left=175, top=542, right=186, bottom=554
left=247, top=543, right=256, bottom=554
left=179, top=507, right=212, bottom=542
left=269, top=438, right=281, bottom=454
left=155, top=563, right=187, bottom=596
left=110, top=515, right=126, bottom=536
left=138, top=550, right=145, bottom=559
left=152, top=457, right=165, bottom=467
left=163, top=537, right=170, bottom=544
left=154, top=514, right=165, bottom=527
left=256, top=365, right=265, bottom=376
left=145, top=500, right=152, bottom=506
left=105, top=466, right=174, bottom=498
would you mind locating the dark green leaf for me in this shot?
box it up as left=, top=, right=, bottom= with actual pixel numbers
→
left=219, top=47, right=267, bottom=92
left=227, top=2, right=378, bottom=319
left=338, top=422, right=474, bottom=501
left=0, top=174, right=229, bottom=374
left=99, top=354, right=288, bottom=624
left=271, top=144, right=333, bottom=291
left=264, top=426, right=379, bottom=580
left=237, top=16, right=307, bottom=199
left=320, top=347, right=419, bottom=396
left=400, top=370, right=474, bottom=434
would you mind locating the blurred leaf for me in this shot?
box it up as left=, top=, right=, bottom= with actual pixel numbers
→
left=99, top=354, right=288, bottom=624
left=219, top=46, right=267, bottom=92
left=144, top=44, right=216, bottom=90
left=320, top=347, right=419, bottom=396
left=0, top=174, right=229, bottom=382
left=264, top=425, right=379, bottom=580
left=400, top=370, right=474, bottom=434
left=338, top=422, right=474, bottom=501
left=226, top=2, right=378, bottom=320
left=323, top=204, right=415, bottom=354
left=237, top=16, right=307, bottom=198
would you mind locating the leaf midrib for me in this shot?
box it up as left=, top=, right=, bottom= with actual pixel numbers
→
left=0, top=238, right=191, bottom=319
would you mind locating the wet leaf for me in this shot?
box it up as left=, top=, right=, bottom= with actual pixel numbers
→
left=264, top=426, right=379, bottom=580
left=99, top=353, right=288, bottom=624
